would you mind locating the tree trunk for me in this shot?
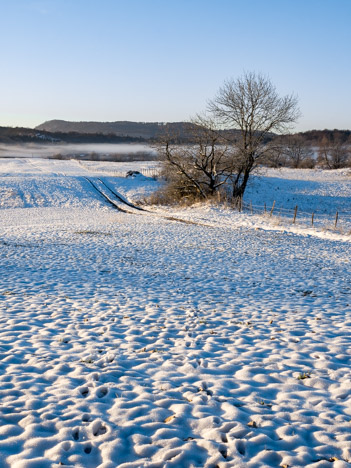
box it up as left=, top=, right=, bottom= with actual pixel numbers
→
left=232, top=167, right=251, bottom=205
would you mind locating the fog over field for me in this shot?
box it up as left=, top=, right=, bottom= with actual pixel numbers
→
left=0, top=143, right=156, bottom=159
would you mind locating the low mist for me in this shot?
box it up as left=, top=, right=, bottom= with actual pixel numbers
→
left=0, top=143, right=157, bottom=161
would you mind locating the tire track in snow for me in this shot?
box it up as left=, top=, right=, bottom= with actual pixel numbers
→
left=97, top=178, right=147, bottom=212
left=83, top=177, right=130, bottom=213
left=84, top=177, right=212, bottom=227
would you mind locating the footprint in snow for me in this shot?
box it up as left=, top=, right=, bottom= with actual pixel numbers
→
left=236, top=439, right=246, bottom=456
left=84, top=444, right=92, bottom=454
left=92, top=420, right=107, bottom=436
left=61, top=441, right=72, bottom=452
left=219, top=448, right=228, bottom=459
left=80, top=386, right=89, bottom=397
left=82, top=413, right=91, bottom=422
left=96, top=386, right=108, bottom=398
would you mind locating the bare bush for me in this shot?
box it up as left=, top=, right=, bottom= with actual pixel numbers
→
left=156, top=115, right=235, bottom=203
left=317, top=136, right=350, bottom=169
left=283, top=135, right=315, bottom=168
left=261, top=137, right=288, bottom=167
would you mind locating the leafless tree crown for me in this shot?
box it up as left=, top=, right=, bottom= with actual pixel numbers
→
left=209, top=72, right=300, bottom=138
left=156, top=114, right=235, bottom=202
left=208, top=72, right=300, bottom=199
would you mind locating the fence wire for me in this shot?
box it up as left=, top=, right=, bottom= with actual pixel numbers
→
left=241, top=200, right=351, bottom=232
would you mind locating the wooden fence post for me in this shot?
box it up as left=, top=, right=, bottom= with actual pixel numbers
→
left=270, top=200, right=276, bottom=217
left=311, top=212, right=314, bottom=226
left=293, top=205, right=298, bottom=224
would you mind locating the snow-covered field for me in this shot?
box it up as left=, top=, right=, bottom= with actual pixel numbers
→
left=0, top=158, right=350, bottom=467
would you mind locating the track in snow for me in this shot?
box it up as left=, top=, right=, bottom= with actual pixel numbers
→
left=84, top=178, right=205, bottom=225
left=96, top=178, right=147, bottom=211
left=83, top=177, right=131, bottom=213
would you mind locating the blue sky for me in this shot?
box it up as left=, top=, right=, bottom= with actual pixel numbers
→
left=1, top=0, right=350, bottom=131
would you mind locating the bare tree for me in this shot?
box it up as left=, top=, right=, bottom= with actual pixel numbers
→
left=157, top=115, right=235, bottom=203
left=209, top=72, right=300, bottom=200
left=318, top=136, right=350, bottom=169
left=261, top=136, right=287, bottom=168
left=283, top=135, right=315, bottom=168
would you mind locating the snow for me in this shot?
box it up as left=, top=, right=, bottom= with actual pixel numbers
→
left=0, top=158, right=350, bottom=467
left=244, top=168, right=351, bottom=230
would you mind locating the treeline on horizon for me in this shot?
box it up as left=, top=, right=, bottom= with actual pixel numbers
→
left=0, top=123, right=350, bottom=146
left=0, top=126, right=145, bottom=144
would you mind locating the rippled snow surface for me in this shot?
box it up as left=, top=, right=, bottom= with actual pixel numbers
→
left=0, top=159, right=350, bottom=467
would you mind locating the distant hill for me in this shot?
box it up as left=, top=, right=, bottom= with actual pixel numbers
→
left=0, top=126, right=60, bottom=144
left=2, top=120, right=350, bottom=146
left=35, top=120, right=193, bottom=139
left=36, top=120, right=351, bottom=144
